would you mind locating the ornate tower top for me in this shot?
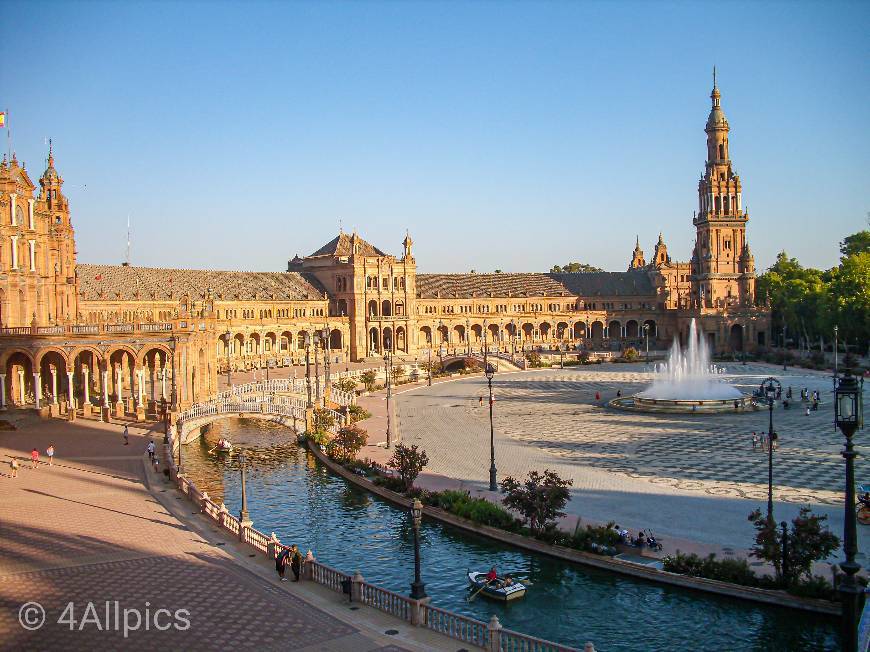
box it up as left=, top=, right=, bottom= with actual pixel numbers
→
left=402, top=230, right=413, bottom=259
left=653, top=233, right=669, bottom=266
left=629, top=235, right=646, bottom=269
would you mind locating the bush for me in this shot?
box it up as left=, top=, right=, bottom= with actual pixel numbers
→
left=360, top=370, right=377, bottom=392
left=525, top=351, right=542, bottom=367
left=373, top=475, right=407, bottom=493
left=622, top=347, right=639, bottom=361
left=425, top=490, right=522, bottom=532
left=662, top=552, right=760, bottom=586
left=347, top=404, right=372, bottom=423
left=312, top=407, right=335, bottom=434
left=578, top=350, right=591, bottom=364
left=500, top=469, right=572, bottom=536
left=387, top=443, right=429, bottom=491
left=327, top=423, right=368, bottom=461
left=569, top=521, right=621, bottom=555
left=335, top=377, right=358, bottom=394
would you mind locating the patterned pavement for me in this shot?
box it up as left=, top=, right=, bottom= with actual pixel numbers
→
left=396, top=362, right=869, bottom=551
left=0, top=419, right=427, bottom=651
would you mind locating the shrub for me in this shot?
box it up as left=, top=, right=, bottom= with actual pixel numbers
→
left=425, top=490, right=521, bottom=531
left=525, top=351, right=542, bottom=367
left=622, top=347, right=639, bottom=361
left=335, top=377, right=358, bottom=394
left=311, top=407, right=335, bottom=434
left=360, top=370, right=377, bottom=392
left=387, top=443, right=429, bottom=491
left=373, top=475, right=407, bottom=493
left=347, top=404, right=372, bottom=423
left=570, top=521, right=621, bottom=555
left=661, top=552, right=759, bottom=586
left=327, top=423, right=368, bottom=461
left=500, top=469, right=572, bottom=536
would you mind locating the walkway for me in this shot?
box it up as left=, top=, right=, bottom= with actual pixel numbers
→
left=0, top=415, right=453, bottom=650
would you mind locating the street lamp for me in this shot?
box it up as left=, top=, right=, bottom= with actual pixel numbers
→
left=225, top=329, right=233, bottom=389
left=304, top=334, right=313, bottom=408
left=314, top=333, right=321, bottom=404
left=835, top=370, right=864, bottom=652
left=643, top=323, right=650, bottom=364
left=485, top=363, right=497, bottom=491
left=427, top=346, right=432, bottom=387
left=239, top=451, right=251, bottom=524
left=760, top=376, right=782, bottom=519
left=169, top=334, right=178, bottom=411
left=409, top=498, right=427, bottom=599
left=834, top=325, right=839, bottom=380
left=384, top=350, right=392, bottom=449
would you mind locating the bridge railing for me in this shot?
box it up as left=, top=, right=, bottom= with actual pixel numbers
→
left=164, top=431, right=586, bottom=652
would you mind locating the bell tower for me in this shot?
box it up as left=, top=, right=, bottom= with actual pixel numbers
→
left=692, top=70, right=755, bottom=310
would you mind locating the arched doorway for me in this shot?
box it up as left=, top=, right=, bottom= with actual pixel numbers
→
left=383, top=327, right=393, bottom=352
left=608, top=320, right=621, bottom=339
left=729, top=324, right=744, bottom=352
left=329, top=329, right=342, bottom=351
left=38, top=350, right=69, bottom=407
left=626, top=320, right=639, bottom=338
left=369, top=327, right=380, bottom=354
left=591, top=321, right=604, bottom=342
left=4, top=350, right=34, bottom=406
left=574, top=322, right=587, bottom=339
left=396, top=327, right=406, bottom=352
left=420, top=326, right=432, bottom=346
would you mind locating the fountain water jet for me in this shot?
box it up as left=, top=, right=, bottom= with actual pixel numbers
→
left=612, top=318, right=749, bottom=413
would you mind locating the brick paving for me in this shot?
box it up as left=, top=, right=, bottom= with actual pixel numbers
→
left=0, top=416, right=447, bottom=651
left=387, top=362, right=870, bottom=562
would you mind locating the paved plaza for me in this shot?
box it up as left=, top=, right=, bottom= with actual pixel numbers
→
left=395, top=362, right=869, bottom=555
left=0, top=417, right=446, bottom=651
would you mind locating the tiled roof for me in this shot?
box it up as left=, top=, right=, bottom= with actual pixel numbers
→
left=77, top=264, right=327, bottom=302
left=309, top=232, right=386, bottom=258
left=416, top=271, right=655, bottom=299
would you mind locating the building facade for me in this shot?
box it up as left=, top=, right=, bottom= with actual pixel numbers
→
left=0, top=79, right=769, bottom=413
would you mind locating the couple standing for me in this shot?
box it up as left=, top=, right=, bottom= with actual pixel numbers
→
left=276, top=544, right=304, bottom=582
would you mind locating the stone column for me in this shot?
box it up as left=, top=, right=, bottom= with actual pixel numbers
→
left=66, top=370, right=74, bottom=406
left=82, top=366, right=91, bottom=405
left=10, top=234, right=19, bottom=269
left=28, top=198, right=34, bottom=229
left=161, top=367, right=167, bottom=400
left=101, top=369, right=109, bottom=407
left=18, top=369, right=25, bottom=405
left=28, top=239, right=36, bottom=272
left=50, top=366, right=58, bottom=404
left=135, top=368, right=146, bottom=421
left=33, top=372, right=41, bottom=409
left=0, top=374, right=6, bottom=409
left=10, top=192, right=17, bottom=225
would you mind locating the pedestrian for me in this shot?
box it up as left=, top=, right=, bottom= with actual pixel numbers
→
left=752, top=432, right=758, bottom=450
left=760, top=433, right=767, bottom=452
left=305, top=549, right=316, bottom=563
left=30, top=448, right=40, bottom=469
left=46, top=444, right=55, bottom=467
left=595, top=391, right=600, bottom=401
left=479, top=396, right=483, bottom=407
left=9, top=457, right=19, bottom=478
left=771, top=432, right=778, bottom=450
left=276, top=546, right=291, bottom=581
left=805, top=405, right=811, bottom=417
left=123, top=425, right=129, bottom=445
left=616, top=389, right=622, bottom=398
left=146, top=439, right=155, bottom=461
left=290, top=544, right=303, bottom=581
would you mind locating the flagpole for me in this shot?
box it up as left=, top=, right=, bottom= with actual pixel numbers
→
left=5, top=109, right=10, bottom=162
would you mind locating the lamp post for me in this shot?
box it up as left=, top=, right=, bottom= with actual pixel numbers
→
left=834, top=325, right=839, bottom=380
left=780, top=520, right=789, bottom=587
left=643, top=323, right=650, bottom=364
left=384, top=350, right=392, bottom=449
left=760, top=376, right=782, bottom=519
left=409, top=498, right=427, bottom=599
left=485, top=363, right=497, bottom=491
left=304, top=334, right=313, bottom=408
left=782, top=325, right=787, bottom=370
left=427, top=346, right=432, bottom=387
left=169, top=334, right=178, bottom=411
left=559, top=344, right=565, bottom=369
left=314, top=333, right=321, bottom=404
left=322, top=325, right=331, bottom=398
left=835, top=370, right=863, bottom=652
left=225, top=329, right=233, bottom=389
left=511, top=320, right=516, bottom=357
left=239, top=451, right=250, bottom=524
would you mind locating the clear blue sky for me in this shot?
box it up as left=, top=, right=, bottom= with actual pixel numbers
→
left=2, top=1, right=868, bottom=274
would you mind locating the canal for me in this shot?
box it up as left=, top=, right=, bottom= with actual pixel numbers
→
left=180, top=418, right=838, bottom=651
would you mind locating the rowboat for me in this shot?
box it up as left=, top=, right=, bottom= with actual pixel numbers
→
left=467, top=571, right=526, bottom=602
left=215, top=440, right=233, bottom=453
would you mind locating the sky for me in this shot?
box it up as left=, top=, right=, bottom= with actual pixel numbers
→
left=2, top=1, right=868, bottom=274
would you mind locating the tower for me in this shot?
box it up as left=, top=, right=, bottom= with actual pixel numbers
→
left=692, top=70, right=755, bottom=309
left=629, top=236, right=645, bottom=269
left=652, top=233, right=669, bottom=267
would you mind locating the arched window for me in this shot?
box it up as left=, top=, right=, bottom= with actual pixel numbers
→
left=718, top=143, right=724, bottom=159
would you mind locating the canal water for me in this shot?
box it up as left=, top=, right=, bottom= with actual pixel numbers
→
left=181, top=418, right=838, bottom=651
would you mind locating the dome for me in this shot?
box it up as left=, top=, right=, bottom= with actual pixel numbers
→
left=706, top=106, right=727, bottom=130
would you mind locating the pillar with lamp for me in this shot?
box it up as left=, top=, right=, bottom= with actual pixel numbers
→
left=409, top=498, right=426, bottom=599
left=643, top=322, right=650, bottom=364
left=485, top=362, right=497, bottom=492
left=225, top=329, right=233, bottom=389
left=238, top=451, right=252, bottom=528
left=835, top=369, right=864, bottom=652
left=384, top=349, right=392, bottom=448
left=304, top=333, right=313, bottom=408
left=760, top=376, right=781, bottom=520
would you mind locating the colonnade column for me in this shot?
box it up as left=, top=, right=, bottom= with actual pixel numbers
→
left=0, top=374, right=6, bottom=409
left=161, top=367, right=167, bottom=401
left=33, top=372, right=41, bottom=409
left=82, top=366, right=91, bottom=405
left=136, top=368, right=145, bottom=405
left=116, top=364, right=123, bottom=404
left=50, top=366, right=58, bottom=404
left=101, top=368, right=109, bottom=407
left=18, top=369, right=25, bottom=405
left=66, top=371, right=75, bottom=410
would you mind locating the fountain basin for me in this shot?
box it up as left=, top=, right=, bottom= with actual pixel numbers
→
left=610, top=394, right=756, bottom=414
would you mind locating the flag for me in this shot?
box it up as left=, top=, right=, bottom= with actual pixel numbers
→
left=0, top=113, right=5, bottom=128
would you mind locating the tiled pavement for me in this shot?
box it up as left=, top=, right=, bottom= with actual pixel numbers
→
left=391, top=362, right=870, bottom=557
left=0, top=418, right=448, bottom=651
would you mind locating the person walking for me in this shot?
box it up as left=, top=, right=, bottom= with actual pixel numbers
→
left=146, top=440, right=155, bottom=461
left=9, top=457, right=19, bottom=478
left=275, top=546, right=291, bottom=582
left=752, top=432, right=758, bottom=450
left=46, top=444, right=55, bottom=467
left=30, top=448, right=40, bottom=469
left=805, top=405, right=811, bottom=417
left=123, top=425, right=129, bottom=445
left=479, top=396, right=483, bottom=407
left=290, top=544, right=303, bottom=582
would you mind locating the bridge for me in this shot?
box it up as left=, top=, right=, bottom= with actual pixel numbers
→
left=177, top=379, right=353, bottom=444
left=435, top=351, right=524, bottom=372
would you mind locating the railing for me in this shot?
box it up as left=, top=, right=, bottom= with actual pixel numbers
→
left=165, top=430, right=586, bottom=652
left=0, top=322, right=174, bottom=336
left=421, top=604, right=489, bottom=647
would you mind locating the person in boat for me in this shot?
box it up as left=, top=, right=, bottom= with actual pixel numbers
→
left=859, top=493, right=870, bottom=510
left=501, top=574, right=514, bottom=588
left=485, top=566, right=498, bottom=584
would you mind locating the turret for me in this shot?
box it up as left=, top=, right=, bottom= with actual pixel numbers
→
left=629, top=235, right=646, bottom=269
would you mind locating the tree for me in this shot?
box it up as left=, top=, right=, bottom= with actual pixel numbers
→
left=311, top=407, right=335, bottom=434
left=827, top=251, right=870, bottom=349
left=748, top=507, right=840, bottom=585
left=391, top=364, right=406, bottom=383
left=360, top=370, right=377, bottom=392
left=550, top=262, right=603, bottom=274
left=328, top=423, right=368, bottom=461
left=840, top=230, right=870, bottom=258
left=334, top=377, right=357, bottom=394
left=500, top=469, right=573, bottom=536
left=387, top=443, right=429, bottom=491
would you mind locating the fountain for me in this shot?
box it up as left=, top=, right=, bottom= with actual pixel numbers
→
left=612, top=319, right=751, bottom=413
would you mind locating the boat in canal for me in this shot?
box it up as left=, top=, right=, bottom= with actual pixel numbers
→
left=467, top=571, right=527, bottom=602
